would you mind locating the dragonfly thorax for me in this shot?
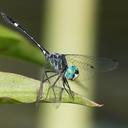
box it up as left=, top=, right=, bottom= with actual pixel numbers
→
left=46, top=53, right=68, bottom=72
left=65, top=66, right=79, bottom=80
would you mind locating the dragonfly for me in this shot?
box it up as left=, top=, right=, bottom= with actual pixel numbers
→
left=0, top=12, right=118, bottom=103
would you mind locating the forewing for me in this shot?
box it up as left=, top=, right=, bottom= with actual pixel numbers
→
left=64, top=54, right=118, bottom=80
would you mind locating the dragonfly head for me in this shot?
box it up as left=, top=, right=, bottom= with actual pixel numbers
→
left=65, top=66, right=79, bottom=80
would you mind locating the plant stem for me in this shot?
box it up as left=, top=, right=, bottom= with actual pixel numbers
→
left=38, top=0, right=99, bottom=128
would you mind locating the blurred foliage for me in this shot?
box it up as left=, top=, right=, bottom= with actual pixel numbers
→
left=0, top=25, right=43, bottom=66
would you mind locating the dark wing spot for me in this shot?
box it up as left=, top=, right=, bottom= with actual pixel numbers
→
left=90, top=65, right=95, bottom=69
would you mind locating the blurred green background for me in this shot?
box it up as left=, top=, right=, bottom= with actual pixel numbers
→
left=0, top=0, right=127, bottom=128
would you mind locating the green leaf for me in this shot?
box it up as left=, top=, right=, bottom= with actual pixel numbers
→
left=0, top=71, right=102, bottom=107
left=0, top=25, right=43, bottom=66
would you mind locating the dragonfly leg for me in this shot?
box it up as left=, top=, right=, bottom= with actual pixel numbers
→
left=59, top=88, right=64, bottom=101
left=62, top=81, right=70, bottom=95
left=64, top=78, right=74, bottom=100
left=44, top=70, right=54, bottom=84
left=36, top=70, right=45, bottom=105
left=58, top=81, right=71, bottom=101
left=36, top=69, right=58, bottom=104
left=45, top=75, right=61, bottom=101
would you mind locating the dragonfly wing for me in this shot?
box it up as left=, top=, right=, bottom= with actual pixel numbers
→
left=64, top=54, right=118, bottom=80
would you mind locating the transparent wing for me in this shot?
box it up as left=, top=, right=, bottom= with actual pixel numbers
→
left=64, top=54, right=118, bottom=80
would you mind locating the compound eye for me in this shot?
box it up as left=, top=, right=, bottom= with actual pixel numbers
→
left=75, top=69, right=79, bottom=74
left=72, top=74, right=75, bottom=78
left=65, top=65, right=79, bottom=80
left=72, top=74, right=79, bottom=80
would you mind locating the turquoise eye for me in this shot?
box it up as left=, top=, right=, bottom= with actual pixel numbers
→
left=75, top=69, right=79, bottom=74
left=65, top=66, right=79, bottom=80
